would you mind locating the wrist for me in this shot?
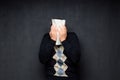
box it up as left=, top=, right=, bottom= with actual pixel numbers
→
left=60, top=37, right=66, bottom=42
left=51, top=37, right=56, bottom=41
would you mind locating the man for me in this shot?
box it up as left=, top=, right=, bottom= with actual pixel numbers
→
left=39, top=24, right=80, bottom=80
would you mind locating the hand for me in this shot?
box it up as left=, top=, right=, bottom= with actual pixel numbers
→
left=49, top=25, right=57, bottom=41
left=59, top=26, right=67, bottom=42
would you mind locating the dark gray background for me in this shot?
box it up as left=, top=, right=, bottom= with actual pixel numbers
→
left=0, top=0, right=120, bottom=80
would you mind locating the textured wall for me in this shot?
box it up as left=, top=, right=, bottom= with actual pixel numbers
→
left=0, top=0, right=120, bottom=80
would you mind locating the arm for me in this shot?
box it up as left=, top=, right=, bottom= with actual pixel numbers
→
left=39, top=33, right=55, bottom=64
left=62, top=32, right=80, bottom=64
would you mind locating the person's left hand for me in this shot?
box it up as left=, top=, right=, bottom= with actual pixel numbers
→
left=58, top=26, right=67, bottom=42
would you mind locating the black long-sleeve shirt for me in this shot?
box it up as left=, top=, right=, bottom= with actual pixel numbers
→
left=39, top=32, right=80, bottom=80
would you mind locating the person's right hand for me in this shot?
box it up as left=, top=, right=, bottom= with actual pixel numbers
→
left=49, top=25, right=57, bottom=41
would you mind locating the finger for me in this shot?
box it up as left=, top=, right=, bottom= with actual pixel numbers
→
left=60, top=26, right=66, bottom=31
left=51, top=25, right=56, bottom=32
left=51, top=25, right=54, bottom=29
left=52, top=25, right=56, bottom=32
left=49, top=31, right=52, bottom=36
left=63, top=26, right=67, bottom=31
left=50, top=25, right=53, bottom=32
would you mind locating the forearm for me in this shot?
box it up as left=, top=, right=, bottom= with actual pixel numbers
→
left=62, top=32, right=80, bottom=64
left=39, top=33, right=55, bottom=64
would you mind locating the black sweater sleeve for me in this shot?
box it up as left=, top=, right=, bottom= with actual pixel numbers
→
left=62, top=32, right=80, bottom=64
left=39, top=33, right=55, bottom=64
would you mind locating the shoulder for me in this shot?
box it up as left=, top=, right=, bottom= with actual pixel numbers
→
left=43, top=33, right=49, bottom=36
left=67, top=32, right=78, bottom=37
left=42, top=33, right=50, bottom=38
left=66, top=32, right=79, bottom=41
left=41, top=33, right=51, bottom=40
